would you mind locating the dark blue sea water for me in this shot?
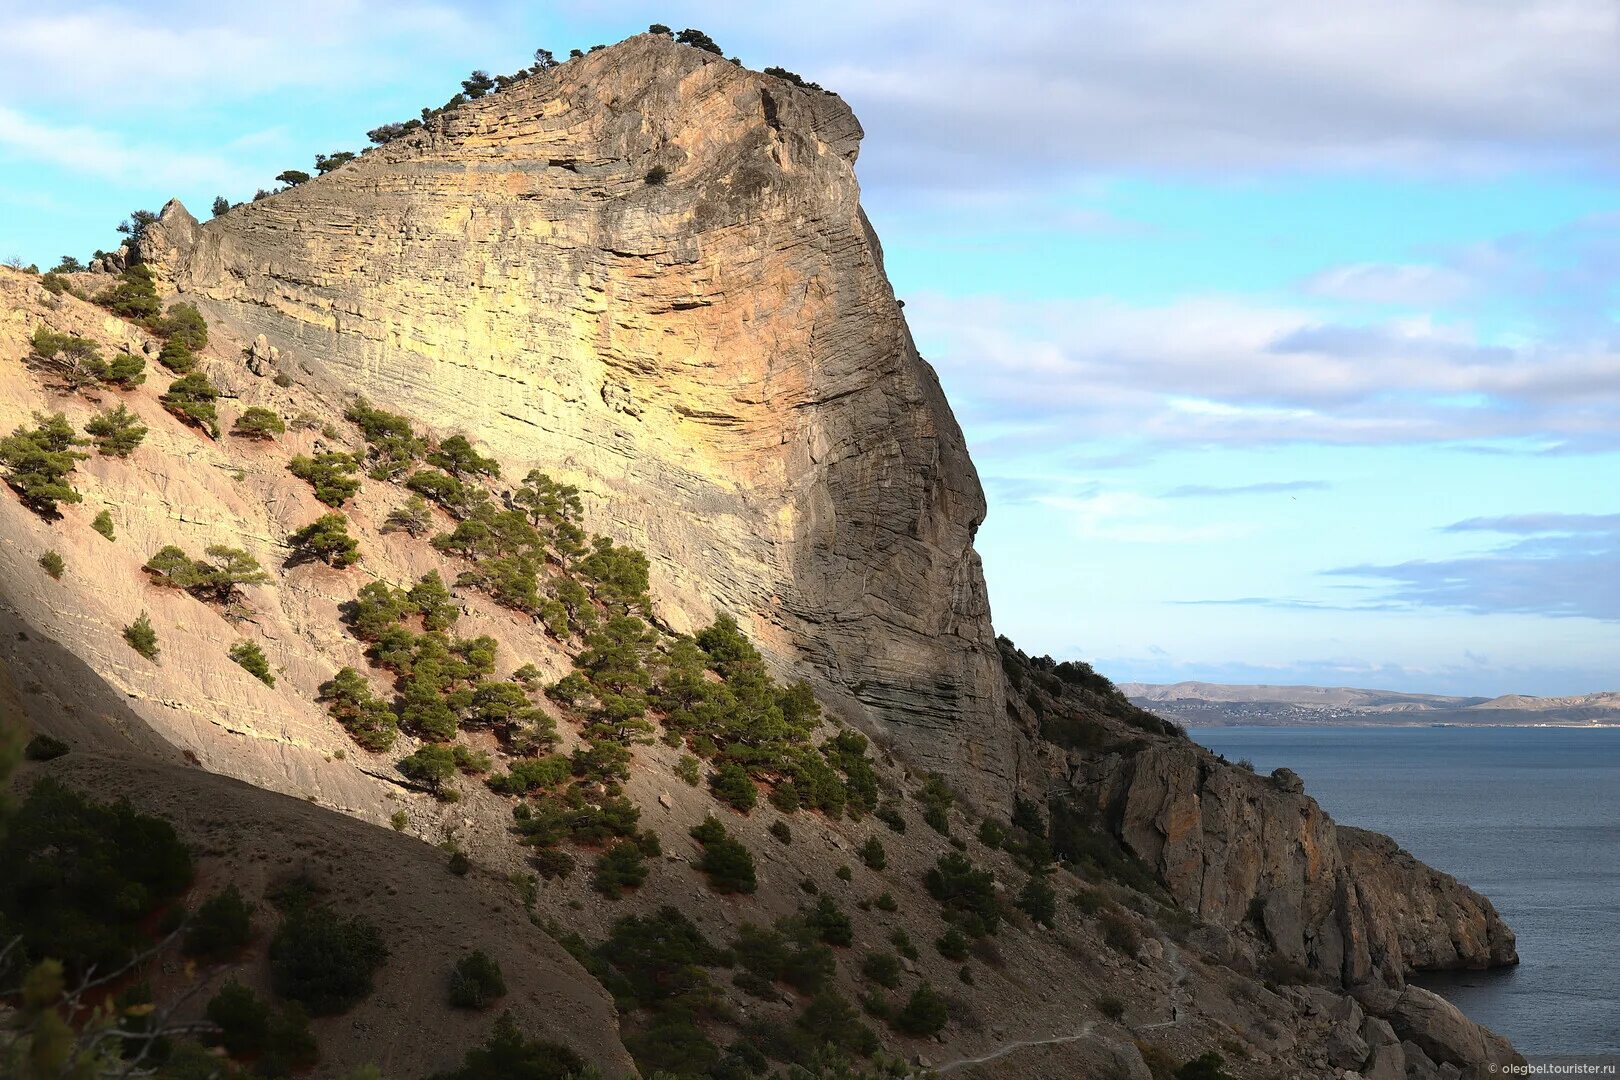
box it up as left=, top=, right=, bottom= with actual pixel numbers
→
left=1187, top=726, right=1620, bottom=1059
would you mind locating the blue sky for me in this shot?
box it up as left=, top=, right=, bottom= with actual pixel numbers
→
left=3, top=1, right=1618, bottom=695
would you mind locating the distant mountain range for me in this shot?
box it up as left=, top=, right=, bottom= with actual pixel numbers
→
left=1122, top=681, right=1620, bottom=727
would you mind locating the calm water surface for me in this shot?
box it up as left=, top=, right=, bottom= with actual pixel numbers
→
left=1187, top=726, right=1620, bottom=1059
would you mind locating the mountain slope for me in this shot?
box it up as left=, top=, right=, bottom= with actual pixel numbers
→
left=0, top=31, right=1526, bottom=1080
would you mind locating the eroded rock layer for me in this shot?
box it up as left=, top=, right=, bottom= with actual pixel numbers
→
left=138, top=34, right=1012, bottom=799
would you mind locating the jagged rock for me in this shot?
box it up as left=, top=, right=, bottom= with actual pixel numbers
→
left=1071, top=741, right=1517, bottom=986
left=1136, top=936, right=1164, bottom=962
left=1383, top=985, right=1520, bottom=1070
left=245, top=333, right=279, bottom=376
left=1361, top=1015, right=1398, bottom=1048
left=1324, top=1022, right=1370, bottom=1070
left=1271, top=766, right=1304, bottom=793
left=134, top=34, right=1016, bottom=805
left=1360, top=1038, right=1404, bottom=1080
left=1328, top=994, right=1364, bottom=1029
left=658, top=792, right=673, bottom=809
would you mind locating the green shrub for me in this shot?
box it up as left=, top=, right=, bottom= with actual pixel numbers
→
left=769, top=778, right=800, bottom=812
left=1, top=412, right=86, bottom=514
left=935, top=928, right=969, bottom=961
left=690, top=816, right=756, bottom=894
left=160, top=371, right=221, bottom=436
left=24, top=733, right=69, bottom=760
left=287, top=512, right=360, bottom=567
left=346, top=397, right=425, bottom=479
left=857, top=836, right=886, bottom=870
left=1072, top=886, right=1104, bottom=915
left=797, top=990, right=879, bottom=1057
left=592, top=840, right=648, bottom=898
left=97, top=265, right=161, bottom=320
left=873, top=891, right=898, bottom=913
left=837, top=864, right=853, bottom=881
left=804, top=895, right=853, bottom=946
left=875, top=801, right=906, bottom=833
left=232, top=406, right=286, bottom=440
left=142, top=543, right=269, bottom=604
left=319, top=667, right=398, bottom=751
left=0, top=778, right=192, bottom=973
left=925, top=851, right=1001, bottom=936
left=1097, top=994, right=1126, bottom=1020
left=38, top=550, right=64, bottom=579
left=486, top=754, right=571, bottom=795
left=84, top=405, right=147, bottom=457
left=916, top=774, right=954, bottom=834
left=427, top=434, right=500, bottom=480
left=269, top=903, right=387, bottom=1015
left=159, top=302, right=209, bottom=350
left=448, top=850, right=471, bottom=875
left=710, top=761, right=757, bottom=812
left=229, top=640, right=276, bottom=686
left=769, top=820, right=792, bottom=844
left=123, top=611, right=160, bottom=661
left=157, top=338, right=197, bottom=373
left=91, top=509, right=116, bottom=540
left=977, top=818, right=1007, bottom=849
left=384, top=494, right=435, bottom=537
left=675, top=753, right=702, bottom=786
left=860, top=950, right=901, bottom=989
left=431, top=1011, right=589, bottom=1080
left=1017, top=873, right=1058, bottom=928
left=448, top=949, right=507, bottom=1009
left=893, top=982, right=949, bottom=1037
left=206, top=980, right=270, bottom=1056
left=185, top=884, right=254, bottom=959
left=289, top=451, right=363, bottom=506
left=399, top=745, right=458, bottom=797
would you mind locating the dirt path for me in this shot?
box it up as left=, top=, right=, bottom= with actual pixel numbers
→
left=1137, top=934, right=1192, bottom=1032
left=935, top=1020, right=1099, bottom=1075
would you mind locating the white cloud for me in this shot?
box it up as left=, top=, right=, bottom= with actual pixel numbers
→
left=1035, top=491, right=1256, bottom=544
left=909, top=290, right=1620, bottom=450
left=1303, top=262, right=1475, bottom=306
left=0, top=105, right=258, bottom=189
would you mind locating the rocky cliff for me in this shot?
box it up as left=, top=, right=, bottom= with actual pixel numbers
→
left=1066, top=740, right=1517, bottom=987
left=0, top=31, right=1528, bottom=1080
left=135, top=33, right=1013, bottom=802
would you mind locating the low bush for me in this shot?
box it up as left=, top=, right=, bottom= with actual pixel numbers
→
left=0, top=778, right=192, bottom=974
left=91, top=509, right=116, bottom=540
left=860, top=950, right=901, bottom=989
left=431, top=1012, right=589, bottom=1080
left=268, top=903, right=388, bottom=1015
left=184, top=884, right=255, bottom=960
left=592, top=840, right=648, bottom=898
left=289, top=452, right=363, bottom=506
left=38, top=550, right=64, bottom=579
left=232, top=406, right=286, bottom=440
left=925, top=851, right=1001, bottom=936
left=84, top=405, right=147, bottom=457
left=892, top=982, right=949, bottom=1037
left=123, top=612, right=160, bottom=661
left=690, top=816, right=757, bottom=894
left=23, top=733, right=69, bottom=761
left=160, top=372, right=221, bottom=436
left=857, top=836, right=886, bottom=870
left=448, top=949, right=507, bottom=1009
left=229, top=640, right=276, bottom=686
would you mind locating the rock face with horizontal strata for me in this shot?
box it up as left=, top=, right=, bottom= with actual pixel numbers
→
left=137, top=34, right=1015, bottom=802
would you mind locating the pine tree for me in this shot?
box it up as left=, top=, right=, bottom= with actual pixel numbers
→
left=84, top=404, right=147, bottom=457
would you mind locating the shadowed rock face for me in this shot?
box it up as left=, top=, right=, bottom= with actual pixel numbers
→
left=138, top=35, right=1012, bottom=801
left=1070, top=741, right=1518, bottom=986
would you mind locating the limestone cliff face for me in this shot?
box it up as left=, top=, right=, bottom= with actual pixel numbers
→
left=1068, top=740, right=1518, bottom=986
left=138, top=34, right=1011, bottom=798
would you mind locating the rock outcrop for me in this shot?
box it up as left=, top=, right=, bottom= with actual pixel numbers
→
left=135, top=34, right=1013, bottom=802
left=1067, top=738, right=1517, bottom=987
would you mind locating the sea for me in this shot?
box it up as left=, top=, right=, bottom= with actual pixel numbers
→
left=1187, top=725, right=1620, bottom=1063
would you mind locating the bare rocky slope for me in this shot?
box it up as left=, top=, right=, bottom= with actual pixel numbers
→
left=0, top=31, right=1523, bottom=1080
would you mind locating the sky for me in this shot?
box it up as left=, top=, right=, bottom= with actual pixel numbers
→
left=2, top=1, right=1617, bottom=696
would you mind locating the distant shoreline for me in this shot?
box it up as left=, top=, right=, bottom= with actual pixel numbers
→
left=1125, top=681, right=1620, bottom=728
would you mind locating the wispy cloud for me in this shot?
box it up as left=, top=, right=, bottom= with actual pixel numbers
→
left=1164, top=480, right=1329, bottom=498
left=913, top=291, right=1620, bottom=452
left=0, top=106, right=259, bottom=189
left=1329, top=512, right=1620, bottom=620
